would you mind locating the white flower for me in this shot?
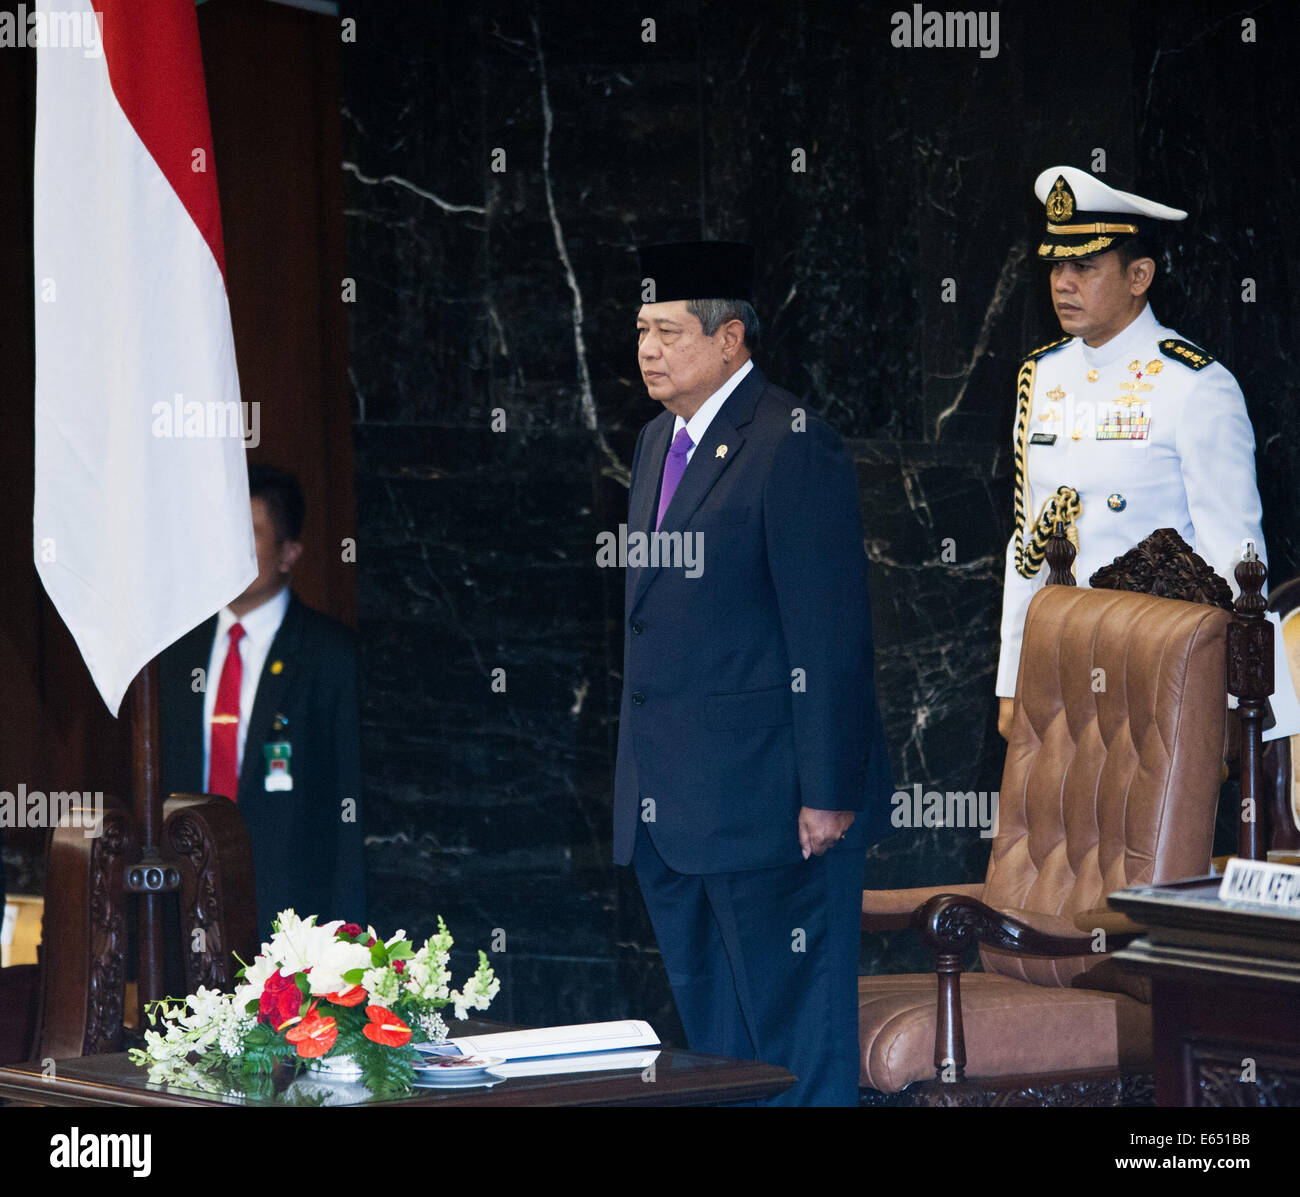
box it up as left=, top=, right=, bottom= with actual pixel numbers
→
left=361, top=965, right=400, bottom=1008
left=417, top=1011, right=448, bottom=1043
left=427, top=917, right=454, bottom=959
left=448, top=954, right=499, bottom=1020
left=142, top=1028, right=184, bottom=1062
left=181, top=986, right=231, bottom=1032
left=401, top=945, right=451, bottom=1003
left=224, top=1003, right=257, bottom=1056
left=236, top=951, right=279, bottom=1004
left=305, top=938, right=373, bottom=997
left=236, top=910, right=371, bottom=999
left=265, top=912, right=346, bottom=975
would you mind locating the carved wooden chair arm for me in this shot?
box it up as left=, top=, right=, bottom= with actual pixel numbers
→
left=909, top=893, right=1140, bottom=1085
left=912, top=894, right=1141, bottom=957
left=861, top=882, right=985, bottom=931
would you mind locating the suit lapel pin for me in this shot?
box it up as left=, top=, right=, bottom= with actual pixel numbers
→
left=716, top=444, right=728, bottom=459
left=270, top=659, right=284, bottom=675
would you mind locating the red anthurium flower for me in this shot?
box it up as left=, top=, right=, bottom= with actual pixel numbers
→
left=338, top=923, right=364, bottom=939
left=362, top=1004, right=411, bottom=1047
left=285, top=1006, right=339, bottom=1059
left=324, top=984, right=367, bottom=1007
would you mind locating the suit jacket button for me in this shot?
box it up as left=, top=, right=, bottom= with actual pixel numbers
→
left=631, top=691, right=646, bottom=706
left=630, top=619, right=644, bottom=635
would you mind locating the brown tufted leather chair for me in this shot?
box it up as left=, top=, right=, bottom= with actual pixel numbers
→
left=859, top=585, right=1233, bottom=1096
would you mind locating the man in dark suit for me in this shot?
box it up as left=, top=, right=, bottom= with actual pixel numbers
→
left=614, top=241, right=892, bottom=1105
left=160, top=465, right=365, bottom=942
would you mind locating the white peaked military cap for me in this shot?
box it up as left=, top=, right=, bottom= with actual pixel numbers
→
left=1033, top=164, right=1188, bottom=260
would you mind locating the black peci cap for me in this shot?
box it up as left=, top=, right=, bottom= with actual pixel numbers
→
left=637, top=241, right=755, bottom=303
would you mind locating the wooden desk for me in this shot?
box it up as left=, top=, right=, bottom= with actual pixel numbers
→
left=1111, top=876, right=1300, bottom=1106
left=0, top=1020, right=793, bottom=1107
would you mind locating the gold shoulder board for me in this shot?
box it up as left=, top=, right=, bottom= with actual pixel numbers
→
left=1023, top=335, right=1073, bottom=363
left=1158, top=338, right=1215, bottom=371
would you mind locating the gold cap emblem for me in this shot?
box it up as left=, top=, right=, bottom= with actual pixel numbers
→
left=1046, top=176, right=1075, bottom=223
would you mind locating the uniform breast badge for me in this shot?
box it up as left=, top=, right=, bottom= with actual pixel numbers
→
left=1097, top=361, right=1155, bottom=440
left=1108, top=493, right=1127, bottom=512
left=1033, top=385, right=1065, bottom=444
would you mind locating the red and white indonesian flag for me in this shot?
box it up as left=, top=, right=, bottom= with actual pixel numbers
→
left=33, top=0, right=256, bottom=716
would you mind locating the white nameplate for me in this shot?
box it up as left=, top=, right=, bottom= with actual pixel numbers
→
left=1218, top=858, right=1300, bottom=910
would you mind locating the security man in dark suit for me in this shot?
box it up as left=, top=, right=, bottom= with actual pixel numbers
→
left=160, top=465, right=365, bottom=941
left=614, top=242, right=892, bottom=1105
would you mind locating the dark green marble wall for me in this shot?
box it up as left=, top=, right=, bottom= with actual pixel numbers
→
left=341, top=0, right=1300, bottom=1040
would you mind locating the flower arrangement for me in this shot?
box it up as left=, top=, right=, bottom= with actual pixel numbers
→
left=128, top=910, right=499, bottom=1097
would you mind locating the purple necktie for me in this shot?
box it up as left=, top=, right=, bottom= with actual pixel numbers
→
left=655, top=427, right=693, bottom=530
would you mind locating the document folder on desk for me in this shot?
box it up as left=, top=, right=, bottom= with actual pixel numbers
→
left=485, top=1050, right=661, bottom=1079
left=441, top=1020, right=661, bottom=1076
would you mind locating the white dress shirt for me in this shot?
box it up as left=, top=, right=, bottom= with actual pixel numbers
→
left=203, top=586, right=291, bottom=791
left=673, top=358, right=753, bottom=462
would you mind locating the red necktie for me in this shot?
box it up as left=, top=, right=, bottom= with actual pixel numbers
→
left=208, top=622, right=246, bottom=801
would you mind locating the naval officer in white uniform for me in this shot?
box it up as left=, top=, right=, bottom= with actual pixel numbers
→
left=996, top=164, right=1300, bottom=741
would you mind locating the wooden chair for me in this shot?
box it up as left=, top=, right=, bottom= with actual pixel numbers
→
left=162, top=794, right=259, bottom=995
left=3, top=793, right=258, bottom=1065
left=857, top=544, right=1269, bottom=1105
